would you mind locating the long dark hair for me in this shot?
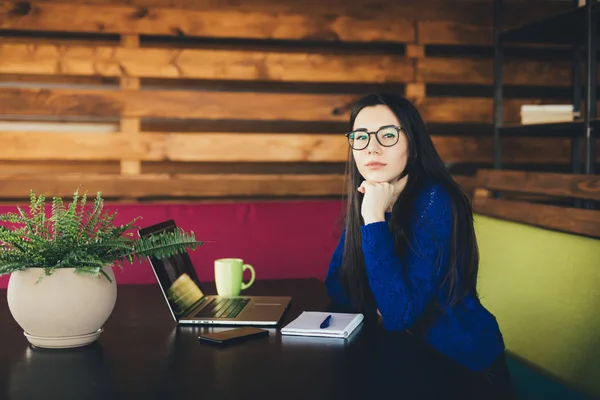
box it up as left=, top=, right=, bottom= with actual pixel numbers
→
left=340, top=92, right=479, bottom=328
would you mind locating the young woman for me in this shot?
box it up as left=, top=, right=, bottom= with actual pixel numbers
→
left=325, top=92, right=512, bottom=390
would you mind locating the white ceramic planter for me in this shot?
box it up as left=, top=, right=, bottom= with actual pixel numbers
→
left=7, top=267, right=117, bottom=349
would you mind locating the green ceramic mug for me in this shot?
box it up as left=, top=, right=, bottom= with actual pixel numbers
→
left=214, top=258, right=256, bottom=296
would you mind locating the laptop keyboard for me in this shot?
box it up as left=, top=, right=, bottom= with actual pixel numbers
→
left=196, top=298, right=250, bottom=319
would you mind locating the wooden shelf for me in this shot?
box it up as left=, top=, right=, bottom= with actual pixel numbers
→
left=497, top=120, right=593, bottom=138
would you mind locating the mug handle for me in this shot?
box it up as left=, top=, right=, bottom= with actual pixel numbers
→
left=240, top=264, right=256, bottom=290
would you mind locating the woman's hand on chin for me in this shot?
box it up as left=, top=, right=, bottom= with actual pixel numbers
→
left=358, top=176, right=407, bottom=224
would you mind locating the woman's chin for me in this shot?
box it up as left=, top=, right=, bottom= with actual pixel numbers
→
left=361, top=172, right=396, bottom=183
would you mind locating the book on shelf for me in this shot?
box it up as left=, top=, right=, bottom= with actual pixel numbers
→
left=520, top=104, right=578, bottom=125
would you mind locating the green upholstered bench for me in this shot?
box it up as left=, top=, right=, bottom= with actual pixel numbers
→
left=505, top=354, right=595, bottom=400
left=471, top=170, right=600, bottom=399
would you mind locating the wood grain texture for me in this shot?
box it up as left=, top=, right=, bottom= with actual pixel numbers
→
left=2, top=88, right=574, bottom=123
left=453, top=175, right=476, bottom=197
left=415, top=97, right=566, bottom=124
left=417, top=57, right=574, bottom=86
left=0, top=88, right=355, bottom=120
left=23, top=0, right=568, bottom=27
left=141, top=161, right=346, bottom=175
left=120, top=117, right=142, bottom=174
left=0, top=173, right=346, bottom=198
left=0, top=160, right=119, bottom=174
left=476, top=169, right=600, bottom=201
left=406, top=44, right=425, bottom=59
left=0, top=43, right=414, bottom=83
left=405, top=83, right=425, bottom=99
left=417, top=21, right=492, bottom=45
left=435, top=137, right=600, bottom=164
left=0, top=2, right=414, bottom=42
left=473, top=196, right=600, bottom=238
left=0, top=88, right=122, bottom=117
left=162, top=133, right=349, bottom=162
left=0, top=172, right=476, bottom=199
left=0, top=160, right=341, bottom=176
left=0, top=131, right=155, bottom=161
left=1, top=131, right=594, bottom=164
left=0, top=73, right=117, bottom=86
left=3, top=42, right=577, bottom=86
left=175, top=92, right=353, bottom=121
left=0, top=35, right=119, bottom=47
left=0, top=131, right=348, bottom=162
left=119, top=34, right=142, bottom=176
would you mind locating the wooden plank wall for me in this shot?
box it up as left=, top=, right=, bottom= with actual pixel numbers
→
left=0, top=0, right=589, bottom=201
left=473, top=169, right=600, bottom=238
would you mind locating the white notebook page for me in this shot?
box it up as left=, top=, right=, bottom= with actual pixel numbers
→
left=281, top=312, right=364, bottom=338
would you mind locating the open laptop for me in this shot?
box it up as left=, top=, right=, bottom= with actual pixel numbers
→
left=138, top=220, right=292, bottom=326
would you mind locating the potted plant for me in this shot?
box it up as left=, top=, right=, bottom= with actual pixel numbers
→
left=0, top=189, right=203, bottom=349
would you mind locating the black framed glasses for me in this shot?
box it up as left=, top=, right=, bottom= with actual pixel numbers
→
left=345, top=125, right=402, bottom=150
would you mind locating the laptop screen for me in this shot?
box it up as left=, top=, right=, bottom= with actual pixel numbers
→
left=138, top=220, right=205, bottom=319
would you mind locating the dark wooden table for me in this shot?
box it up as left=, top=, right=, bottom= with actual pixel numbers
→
left=0, top=279, right=510, bottom=400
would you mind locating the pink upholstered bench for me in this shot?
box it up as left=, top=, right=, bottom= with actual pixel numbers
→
left=0, top=200, right=344, bottom=288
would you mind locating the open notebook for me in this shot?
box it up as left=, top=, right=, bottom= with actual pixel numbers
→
left=281, top=312, right=364, bottom=338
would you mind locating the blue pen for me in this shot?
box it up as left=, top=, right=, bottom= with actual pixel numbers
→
left=319, top=315, right=332, bottom=329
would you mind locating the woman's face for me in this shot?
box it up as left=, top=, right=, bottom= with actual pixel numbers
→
left=350, top=105, right=409, bottom=183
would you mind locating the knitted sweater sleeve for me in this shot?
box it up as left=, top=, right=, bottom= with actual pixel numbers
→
left=324, top=230, right=354, bottom=309
left=361, top=184, right=452, bottom=331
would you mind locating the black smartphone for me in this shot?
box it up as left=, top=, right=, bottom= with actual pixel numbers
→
left=198, top=327, right=269, bottom=345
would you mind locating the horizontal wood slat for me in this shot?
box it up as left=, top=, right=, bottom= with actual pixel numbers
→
left=417, top=21, right=492, bottom=45
left=0, top=160, right=343, bottom=175
left=0, top=132, right=348, bottom=162
left=145, top=162, right=346, bottom=174
left=0, top=161, right=120, bottom=174
left=476, top=170, right=600, bottom=201
left=453, top=175, right=476, bottom=197
left=0, top=44, right=414, bottom=83
left=18, top=0, right=569, bottom=27
left=0, top=73, right=117, bottom=86
left=0, top=131, right=146, bottom=161
left=2, top=132, right=596, bottom=165
left=161, top=133, right=348, bottom=162
left=2, top=43, right=585, bottom=87
left=0, top=2, right=414, bottom=42
left=434, top=137, right=600, bottom=165
left=417, top=58, right=574, bottom=86
left=0, top=174, right=346, bottom=197
left=0, top=173, right=478, bottom=199
left=473, top=196, right=600, bottom=238
left=413, top=97, right=579, bottom=124
left=0, top=88, right=354, bottom=120
left=1, top=88, right=571, bottom=123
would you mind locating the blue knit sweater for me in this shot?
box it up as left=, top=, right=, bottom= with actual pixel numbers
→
left=325, top=180, right=505, bottom=371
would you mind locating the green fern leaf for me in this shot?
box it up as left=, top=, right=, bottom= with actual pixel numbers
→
left=0, top=189, right=206, bottom=282
left=0, top=213, right=21, bottom=224
left=81, top=193, right=104, bottom=240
